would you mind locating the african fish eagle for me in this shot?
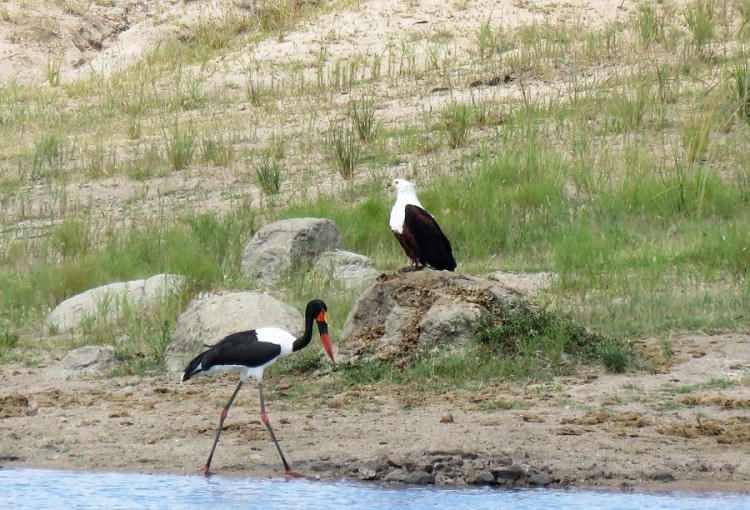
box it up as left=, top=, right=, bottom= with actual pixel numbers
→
left=388, top=178, right=456, bottom=271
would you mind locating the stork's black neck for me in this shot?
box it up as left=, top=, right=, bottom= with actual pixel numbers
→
left=292, top=309, right=317, bottom=353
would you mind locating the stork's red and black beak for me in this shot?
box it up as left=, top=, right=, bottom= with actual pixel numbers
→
left=315, top=309, right=335, bottom=363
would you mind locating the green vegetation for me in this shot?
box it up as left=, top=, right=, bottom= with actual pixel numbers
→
left=1, top=1, right=749, bottom=388
left=0, top=330, right=20, bottom=360
left=256, top=150, right=283, bottom=196
left=327, top=124, right=360, bottom=179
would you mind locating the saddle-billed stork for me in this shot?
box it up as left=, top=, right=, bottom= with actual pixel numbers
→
left=181, top=299, right=335, bottom=477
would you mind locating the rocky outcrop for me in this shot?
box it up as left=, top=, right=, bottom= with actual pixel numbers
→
left=339, top=271, right=523, bottom=365
left=163, top=291, right=304, bottom=372
left=302, top=449, right=561, bottom=487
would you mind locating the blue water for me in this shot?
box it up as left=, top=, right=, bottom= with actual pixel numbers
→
left=1, top=468, right=749, bottom=510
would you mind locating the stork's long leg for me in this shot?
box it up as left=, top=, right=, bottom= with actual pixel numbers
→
left=258, top=381, right=301, bottom=477
left=202, top=380, right=244, bottom=476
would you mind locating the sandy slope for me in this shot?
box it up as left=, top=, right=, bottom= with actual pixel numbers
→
left=1, top=0, right=633, bottom=85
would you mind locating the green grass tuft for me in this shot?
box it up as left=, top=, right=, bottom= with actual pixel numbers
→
left=328, top=124, right=360, bottom=179
left=0, top=330, right=20, bottom=360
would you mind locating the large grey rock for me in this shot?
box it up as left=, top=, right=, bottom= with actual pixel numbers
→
left=339, top=271, right=523, bottom=364
left=240, top=218, right=342, bottom=287
left=45, top=345, right=117, bottom=379
left=164, top=291, right=303, bottom=372
left=313, top=250, right=379, bottom=289
left=46, top=273, right=185, bottom=333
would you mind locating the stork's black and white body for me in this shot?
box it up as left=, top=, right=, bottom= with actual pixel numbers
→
left=181, top=299, right=335, bottom=477
left=388, top=178, right=456, bottom=272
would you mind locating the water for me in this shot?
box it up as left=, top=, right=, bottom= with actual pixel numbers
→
left=1, top=468, right=749, bottom=510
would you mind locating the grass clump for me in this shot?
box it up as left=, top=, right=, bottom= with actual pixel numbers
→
left=200, top=135, right=234, bottom=167
left=684, top=0, right=716, bottom=52
left=256, top=151, right=283, bottom=195
left=442, top=102, right=471, bottom=148
left=31, top=133, right=63, bottom=180
left=475, top=17, right=514, bottom=60
left=733, top=61, right=750, bottom=122
left=0, top=330, right=20, bottom=360
left=163, top=120, right=196, bottom=171
left=636, top=2, right=662, bottom=48
left=349, top=98, right=377, bottom=142
left=50, top=217, right=92, bottom=260
left=342, top=359, right=397, bottom=384
left=328, top=124, right=359, bottom=179
left=472, top=303, right=632, bottom=375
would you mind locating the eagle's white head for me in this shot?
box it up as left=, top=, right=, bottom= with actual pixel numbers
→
left=387, top=178, right=420, bottom=202
left=388, top=178, right=424, bottom=231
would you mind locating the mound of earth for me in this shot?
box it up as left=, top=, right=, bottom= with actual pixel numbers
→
left=340, top=271, right=524, bottom=365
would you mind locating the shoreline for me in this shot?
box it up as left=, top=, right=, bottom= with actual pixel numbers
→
left=2, top=334, right=749, bottom=495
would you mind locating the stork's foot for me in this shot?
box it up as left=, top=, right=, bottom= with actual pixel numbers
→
left=201, top=466, right=213, bottom=477
left=284, top=469, right=304, bottom=478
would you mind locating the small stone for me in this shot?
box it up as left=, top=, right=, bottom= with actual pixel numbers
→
left=357, top=468, right=378, bottom=481
left=467, top=470, right=496, bottom=485
left=384, top=469, right=435, bottom=485
left=492, top=464, right=525, bottom=482
left=649, top=471, right=675, bottom=482
left=425, top=448, right=465, bottom=456
left=721, top=463, right=736, bottom=473
left=357, top=457, right=387, bottom=480
left=440, top=412, right=454, bottom=423
left=413, top=460, right=433, bottom=473
left=309, top=461, right=336, bottom=473
left=528, top=473, right=556, bottom=486
left=488, top=454, right=513, bottom=467
left=387, top=454, right=404, bottom=468
left=362, top=458, right=387, bottom=471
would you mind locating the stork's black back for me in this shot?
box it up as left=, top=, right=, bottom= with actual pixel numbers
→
left=181, top=331, right=282, bottom=382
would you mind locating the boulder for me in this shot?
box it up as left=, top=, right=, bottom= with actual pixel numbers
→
left=240, top=218, right=342, bottom=287
left=46, top=274, right=185, bottom=333
left=163, top=291, right=303, bottom=372
left=313, top=250, right=379, bottom=288
left=339, top=271, right=523, bottom=365
left=45, top=345, right=117, bottom=379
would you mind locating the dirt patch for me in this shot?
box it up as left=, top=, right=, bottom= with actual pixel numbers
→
left=561, top=410, right=653, bottom=428
left=0, top=393, right=29, bottom=418
left=658, top=416, right=750, bottom=445
left=677, top=394, right=750, bottom=410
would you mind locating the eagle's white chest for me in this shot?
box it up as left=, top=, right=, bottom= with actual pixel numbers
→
left=390, top=192, right=423, bottom=233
